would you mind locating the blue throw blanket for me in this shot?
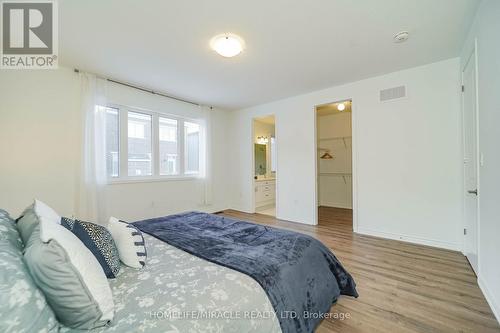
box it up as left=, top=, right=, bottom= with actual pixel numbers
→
left=133, top=212, right=358, bottom=333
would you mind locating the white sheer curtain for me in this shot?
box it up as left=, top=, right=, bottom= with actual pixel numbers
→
left=200, top=105, right=213, bottom=206
left=76, top=73, right=108, bottom=222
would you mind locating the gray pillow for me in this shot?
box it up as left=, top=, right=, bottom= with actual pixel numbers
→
left=0, top=210, right=59, bottom=333
left=16, top=200, right=63, bottom=247
left=0, top=209, right=23, bottom=251
left=24, top=224, right=113, bottom=329
left=16, top=204, right=39, bottom=246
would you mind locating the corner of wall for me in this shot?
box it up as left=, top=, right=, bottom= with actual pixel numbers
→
left=478, top=276, right=500, bottom=324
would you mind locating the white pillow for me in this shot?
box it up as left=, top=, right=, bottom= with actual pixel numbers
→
left=107, top=217, right=147, bottom=269
left=38, top=216, right=114, bottom=323
left=34, top=199, right=61, bottom=223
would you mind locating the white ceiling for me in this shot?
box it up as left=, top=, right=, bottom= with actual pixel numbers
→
left=59, top=0, right=479, bottom=109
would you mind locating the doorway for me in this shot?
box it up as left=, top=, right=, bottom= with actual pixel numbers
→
left=253, top=115, right=277, bottom=216
left=462, top=47, right=479, bottom=275
left=315, top=100, right=353, bottom=229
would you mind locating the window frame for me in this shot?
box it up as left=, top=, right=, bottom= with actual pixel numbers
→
left=106, top=104, right=203, bottom=184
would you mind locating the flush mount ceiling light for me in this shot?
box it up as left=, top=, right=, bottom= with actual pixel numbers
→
left=210, top=34, right=245, bottom=57
left=337, top=103, right=346, bottom=111
left=393, top=31, right=409, bottom=43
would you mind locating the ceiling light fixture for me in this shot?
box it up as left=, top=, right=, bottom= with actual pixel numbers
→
left=337, top=103, right=345, bottom=111
left=210, top=34, right=245, bottom=58
left=393, top=31, right=409, bottom=43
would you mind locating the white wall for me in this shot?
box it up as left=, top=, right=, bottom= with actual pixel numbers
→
left=230, top=58, right=463, bottom=251
left=0, top=67, right=231, bottom=220
left=0, top=68, right=80, bottom=217
left=461, top=0, right=500, bottom=322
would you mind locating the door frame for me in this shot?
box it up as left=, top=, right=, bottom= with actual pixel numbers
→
left=461, top=38, right=480, bottom=270
left=251, top=114, right=278, bottom=215
left=313, top=99, right=358, bottom=231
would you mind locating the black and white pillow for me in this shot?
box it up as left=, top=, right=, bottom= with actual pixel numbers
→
left=61, top=217, right=121, bottom=278
left=107, top=217, right=147, bottom=268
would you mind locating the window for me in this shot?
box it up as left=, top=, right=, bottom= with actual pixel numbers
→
left=159, top=118, right=177, bottom=142
left=128, top=112, right=152, bottom=176
left=128, top=121, right=145, bottom=139
left=184, top=121, right=200, bottom=174
left=103, top=105, right=203, bottom=181
left=104, top=107, right=119, bottom=178
left=159, top=117, right=178, bottom=175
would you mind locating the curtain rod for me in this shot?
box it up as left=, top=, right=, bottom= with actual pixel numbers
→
left=73, top=68, right=202, bottom=107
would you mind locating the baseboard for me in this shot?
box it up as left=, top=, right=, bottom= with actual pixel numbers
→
left=478, top=276, right=500, bottom=324
left=357, top=227, right=460, bottom=251
left=200, top=206, right=231, bottom=214
left=256, top=203, right=275, bottom=211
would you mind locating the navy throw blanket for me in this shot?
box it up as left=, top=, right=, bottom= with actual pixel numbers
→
left=133, top=211, right=358, bottom=333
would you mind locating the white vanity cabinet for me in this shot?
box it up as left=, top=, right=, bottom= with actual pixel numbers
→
left=255, top=179, right=276, bottom=208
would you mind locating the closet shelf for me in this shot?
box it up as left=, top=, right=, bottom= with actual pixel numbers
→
left=319, top=172, right=352, bottom=176
left=318, top=136, right=352, bottom=141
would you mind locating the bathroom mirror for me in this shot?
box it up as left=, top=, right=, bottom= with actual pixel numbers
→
left=254, top=144, right=267, bottom=175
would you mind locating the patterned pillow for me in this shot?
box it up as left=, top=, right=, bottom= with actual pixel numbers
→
left=107, top=217, right=147, bottom=268
left=61, top=217, right=120, bottom=278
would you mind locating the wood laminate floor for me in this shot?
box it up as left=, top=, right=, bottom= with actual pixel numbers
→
left=219, top=207, right=500, bottom=333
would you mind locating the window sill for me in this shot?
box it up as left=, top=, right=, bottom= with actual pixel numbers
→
left=107, top=176, right=201, bottom=185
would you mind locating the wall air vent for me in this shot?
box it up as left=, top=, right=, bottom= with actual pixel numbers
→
left=380, top=85, right=406, bottom=102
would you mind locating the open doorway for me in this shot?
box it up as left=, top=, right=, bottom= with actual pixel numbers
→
left=253, top=115, right=276, bottom=216
left=315, top=100, right=353, bottom=229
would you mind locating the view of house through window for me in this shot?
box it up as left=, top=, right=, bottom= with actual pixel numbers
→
left=184, top=121, right=200, bottom=174
left=102, top=105, right=202, bottom=180
left=159, top=117, right=178, bottom=175
left=104, top=107, right=119, bottom=177
left=128, top=112, right=152, bottom=176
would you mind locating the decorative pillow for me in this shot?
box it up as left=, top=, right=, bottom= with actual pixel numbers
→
left=61, top=217, right=120, bottom=278
left=0, top=210, right=59, bottom=333
left=0, top=209, right=23, bottom=252
left=33, top=199, right=61, bottom=223
left=16, top=204, right=38, bottom=246
left=16, top=199, right=61, bottom=246
left=107, top=217, right=147, bottom=268
left=24, top=217, right=114, bottom=329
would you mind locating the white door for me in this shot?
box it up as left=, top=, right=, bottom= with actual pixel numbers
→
left=463, top=51, right=479, bottom=275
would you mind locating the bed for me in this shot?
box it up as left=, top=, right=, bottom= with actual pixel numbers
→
left=130, top=212, right=357, bottom=333
left=1, top=210, right=357, bottom=333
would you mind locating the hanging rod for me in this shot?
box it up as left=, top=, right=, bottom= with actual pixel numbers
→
left=74, top=68, right=202, bottom=107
